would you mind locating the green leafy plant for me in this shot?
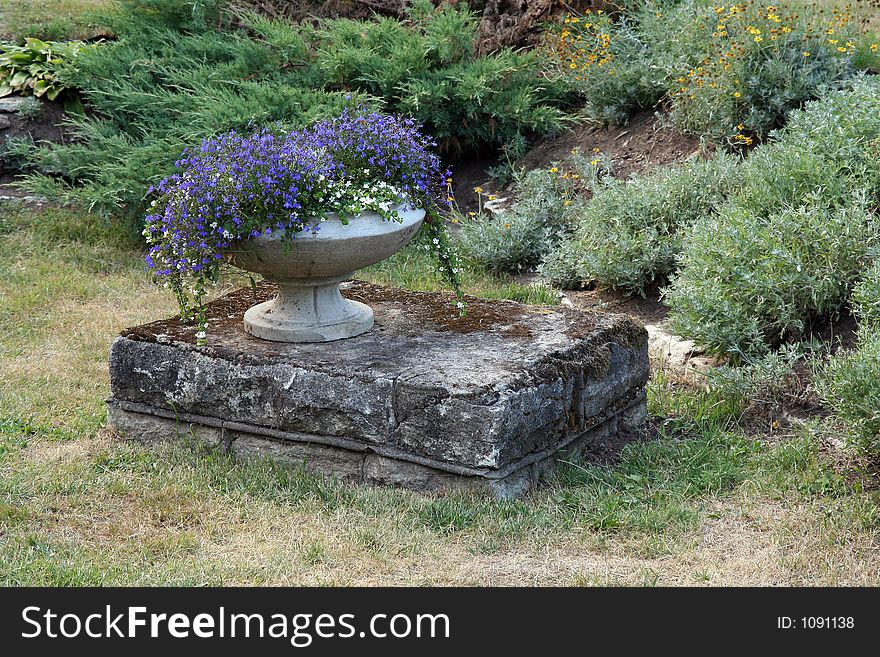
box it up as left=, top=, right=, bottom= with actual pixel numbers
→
left=0, top=38, right=90, bottom=100
left=19, top=0, right=575, bottom=226
left=14, top=96, right=42, bottom=120
left=541, top=153, right=738, bottom=293
left=665, top=76, right=880, bottom=360
left=547, top=9, right=665, bottom=123
left=668, top=197, right=878, bottom=360
left=311, top=1, right=574, bottom=154
left=458, top=162, right=589, bottom=272
left=668, top=1, right=864, bottom=147
left=850, top=261, right=880, bottom=328
left=814, top=331, right=880, bottom=454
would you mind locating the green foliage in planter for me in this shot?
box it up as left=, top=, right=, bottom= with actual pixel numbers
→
left=0, top=38, right=91, bottom=100
left=540, top=153, right=738, bottom=294
left=20, top=0, right=574, bottom=222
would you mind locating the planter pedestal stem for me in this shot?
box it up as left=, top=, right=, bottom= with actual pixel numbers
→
left=243, top=273, right=373, bottom=343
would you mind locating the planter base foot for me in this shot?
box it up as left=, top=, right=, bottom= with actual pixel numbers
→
left=243, top=276, right=374, bottom=342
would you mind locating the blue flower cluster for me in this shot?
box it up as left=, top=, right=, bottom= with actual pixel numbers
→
left=144, top=108, right=446, bottom=281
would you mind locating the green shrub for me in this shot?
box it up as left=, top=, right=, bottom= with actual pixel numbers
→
left=21, top=0, right=575, bottom=223
left=733, top=79, right=880, bottom=215
left=706, top=341, right=819, bottom=406
left=667, top=198, right=878, bottom=360
left=548, top=10, right=665, bottom=123
left=0, top=135, right=36, bottom=174
left=540, top=153, right=738, bottom=294
left=814, top=331, right=880, bottom=454
left=668, top=0, right=865, bottom=147
left=458, top=165, right=585, bottom=272
left=666, top=76, right=880, bottom=360
left=314, top=2, right=573, bottom=154
left=851, top=261, right=880, bottom=328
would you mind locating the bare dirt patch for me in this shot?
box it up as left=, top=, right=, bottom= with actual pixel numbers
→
left=520, top=110, right=707, bottom=181
left=453, top=110, right=706, bottom=212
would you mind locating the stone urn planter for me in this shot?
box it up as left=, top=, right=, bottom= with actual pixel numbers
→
left=226, top=206, right=425, bottom=342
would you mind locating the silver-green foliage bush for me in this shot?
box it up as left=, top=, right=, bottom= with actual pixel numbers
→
left=814, top=263, right=880, bottom=454
left=814, top=331, right=880, bottom=454
left=458, top=167, right=584, bottom=272
left=850, top=262, right=880, bottom=328
left=666, top=77, right=880, bottom=360
left=540, top=153, right=739, bottom=293
left=706, top=342, right=818, bottom=407
left=668, top=199, right=878, bottom=360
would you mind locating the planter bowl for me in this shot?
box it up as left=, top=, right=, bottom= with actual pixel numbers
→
left=226, top=206, right=425, bottom=342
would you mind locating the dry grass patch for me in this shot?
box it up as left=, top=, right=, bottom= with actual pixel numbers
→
left=1, top=203, right=879, bottom=586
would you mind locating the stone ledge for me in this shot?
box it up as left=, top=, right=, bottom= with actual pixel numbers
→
left=107, top=281, right=650, bottom=496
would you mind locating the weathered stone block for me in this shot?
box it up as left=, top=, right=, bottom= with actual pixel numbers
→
left=107, top=281, right=649, bottom=497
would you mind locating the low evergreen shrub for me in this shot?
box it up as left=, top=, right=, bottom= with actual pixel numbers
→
left=20, top=0, right=574, bottom=223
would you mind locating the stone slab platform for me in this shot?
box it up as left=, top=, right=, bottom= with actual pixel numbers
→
left=107, top=281, right=649, bottom=497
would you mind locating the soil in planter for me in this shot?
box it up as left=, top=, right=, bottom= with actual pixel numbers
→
left=121, top=280, right=582, bottom=345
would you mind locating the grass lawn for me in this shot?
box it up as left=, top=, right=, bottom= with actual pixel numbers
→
left=0, top=0, right=112, bottom=41
left=1, top=204, right=878, bottom=586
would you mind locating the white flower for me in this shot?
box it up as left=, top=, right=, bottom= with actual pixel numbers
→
left=195, top=330, right=206, bottom=340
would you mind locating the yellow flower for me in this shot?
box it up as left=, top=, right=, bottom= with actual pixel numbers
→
left=488, top=195, right=497, bottom=200
left=504, top=223, right=511, bottom=230
left=754, top=36, right=763, bottom=42
left=802, top=51, right=811, bottom=57
left=467, top=211, right=476, bottom=217
left=549, top=167, right=559, bottom=173
left=733, top=91, right=741, bottom=98
left=473, top=186, right=483, bottom=193
left=590, top=158, right=600, bottom=166
left=871, top=44, right=878, bottom=52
